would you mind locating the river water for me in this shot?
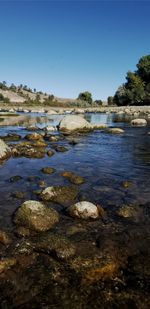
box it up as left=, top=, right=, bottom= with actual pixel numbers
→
left=0, top=112, right=150, bottom=308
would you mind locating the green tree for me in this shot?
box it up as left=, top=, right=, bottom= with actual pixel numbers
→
left=94, top=99, right=103, bottom=106
left=125, top=72, right=145, bottom=104
left=107, top=96, right=114, bottom=105
left=10, top=83, right=17, bottom=91
left=113, top=85, right=129, bottom=106
left=77, top=91, right=92, bottom=104
left=0, top=93, right=4, bottom=101
left=113, top=54, right=150, bottom=106
left=137, top=55, right=150, bottom=82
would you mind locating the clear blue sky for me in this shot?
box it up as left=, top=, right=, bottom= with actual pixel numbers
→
left=0, top=0, right=149, bottom=100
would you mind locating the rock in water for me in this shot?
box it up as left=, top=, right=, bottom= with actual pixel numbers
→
left=0, top=139, right=11, bottom=160
left=107, top=128, right=124, bottom=134
left=131, top=118, right=147, bottom=126
left=14, top=200, right=59, bottom=232
left=68, top=201, right=100, bottom=219
left=58, top=115, right=91, bottom=132
left=41, top=185, right=78, bottom=205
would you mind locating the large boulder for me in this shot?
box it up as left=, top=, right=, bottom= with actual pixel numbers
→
left=131, top=118, right=147, bottom=126
left=0, top=139, right=11, bottom=160
left=14, top=200, right=59, bottom=232
left=58, top=115, right=92, bottom=132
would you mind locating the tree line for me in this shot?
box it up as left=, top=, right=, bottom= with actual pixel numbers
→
left=111, top=55, right=150, bottom=106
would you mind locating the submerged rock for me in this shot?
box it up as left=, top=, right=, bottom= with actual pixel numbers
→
left=41, top=185, right=78, bottom=205
left=14, top=200, right=59, bottom=232
left=131, top=118, right=147, bottom=126
left=52, top=145, right=69, bottom=152
left=0, top=230, right=12, bottom=245
left=60, top=171, right=85, bottom=185
left=0, top=139, right=11, bottom=161
left=33, top=233, right=76, bottom=260
left=9, top=175, right=22, bottom=182
left=117, top=204, right=142, bottom=220
left=12, top=191, right=26, bottom=199
left=47, top=149, right=55, bottom=157
left=12, top=141, right=46, bottom=158
left=68, top=201, right=102, bottom=219
left=121, top=180, right=132, bottom=189
left=41, top=167, right=55, bottom=174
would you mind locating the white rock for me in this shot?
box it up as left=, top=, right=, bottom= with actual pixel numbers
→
left=0, top=139, right=11, bottom=160
left=58, top=115, right=91, bottom=131
left=107, top=128, right=124, bottom=134
left=131, top=118, right=147, bottom=126
left=45, top=125, right=57, bottom=132
left=46, top=110, right=58, bottom=115
left=38, top=109, right=45, bottom=113
left=68, top=201, right=99, bottom=219
left=116, top=111, right=124, bottom=115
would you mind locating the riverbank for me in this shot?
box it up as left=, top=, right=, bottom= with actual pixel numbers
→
left=0, top=102, right=150, bottom=115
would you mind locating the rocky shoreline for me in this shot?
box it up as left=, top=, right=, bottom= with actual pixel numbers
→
left=0, top=112, right=150, bottom=308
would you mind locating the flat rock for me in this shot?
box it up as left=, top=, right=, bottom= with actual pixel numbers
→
left=107, top=128, right=124, bottom=134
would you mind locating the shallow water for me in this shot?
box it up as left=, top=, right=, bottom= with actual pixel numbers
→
left=0, top=112, right=150, bottom=308
left=0, top=113, right=150, bottom=225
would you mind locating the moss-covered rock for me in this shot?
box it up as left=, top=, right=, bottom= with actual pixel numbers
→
left=12, top=191, right=26, bottom=199
left=0, top=230, right=12, bottom=245
left=52, top=145, right=69, bottom=152
left=40, top=185, right=78, bottom=206
left=14, top=200, right=59, bottom=232
left=0, top=258, right=17, bottom=274
left=25, top=133, right=44, bottom=141
left=12, top=142, right=46, bottom=158
left=60, top=171, right=85, bottom=185
left=1, top=133, right=21, bottom=142
left=41, top=167, right=55, bottom=174
left=47, top=149, right=55, bottom=157
left=33, top=233, right=76, bottom=261
left=116, top=205, right=142, bottom=219
left=9, top=175, right=22, bottom=182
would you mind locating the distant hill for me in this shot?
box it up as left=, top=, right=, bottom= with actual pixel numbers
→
left=0, top=84, right=75, bottom=104
left=0, top=82, right=105, bottom=107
